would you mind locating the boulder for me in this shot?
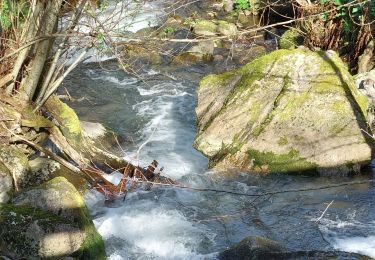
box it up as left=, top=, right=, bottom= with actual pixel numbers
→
left=219, top=236, right=285, bottom=259
left=0, top=203, right=85, bottom=259
left=219, top=236, right=370, bottom=260
left=28, top=157, right=88, bottom=190
left=172, top=52, right=214, bottom=65
left=188, top=40, right=215, bottom=55
left=217, top=20, right=238, bottom=36
left=194, top=48, right=373, bottom=175
left=232, top=44, right=267, bottom=65
left=4, top=177, right=105, bottom=259
left=172, top=40, right=216, bottom=65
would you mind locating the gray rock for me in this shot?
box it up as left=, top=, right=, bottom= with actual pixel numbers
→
left=0, top=203, right=84, bottom=259
left=219, top=236, right=285, bottom=260
left=219, top=236, right=370, bottom=260
left=193, top=19, right=238, bottom=37
left=5, top=177, right=106, bottom=259
left=195, top=48, right=373, bottom=175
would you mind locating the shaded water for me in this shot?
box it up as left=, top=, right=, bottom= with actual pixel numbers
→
left=64, top=62, right=375, bottom=259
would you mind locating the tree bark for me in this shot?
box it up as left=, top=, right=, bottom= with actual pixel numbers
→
left=18, top=0, right=63, bottom=101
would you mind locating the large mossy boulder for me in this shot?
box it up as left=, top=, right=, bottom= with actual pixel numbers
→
left=1, top=177, right=105, bottom=259
left=194, top=48, right=373, bottom=175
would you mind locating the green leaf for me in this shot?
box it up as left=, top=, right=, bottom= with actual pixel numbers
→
left=351, top=7, right=359, bottom=13
left=333, top=0, right=343, bottom=5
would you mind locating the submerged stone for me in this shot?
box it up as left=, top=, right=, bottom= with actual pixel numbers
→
left=194, top=48, right=373, bottom=175
left=219, top=236, right=370, bottom=260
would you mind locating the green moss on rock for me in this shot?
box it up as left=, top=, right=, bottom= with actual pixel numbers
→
left=247, top=149, right=317, bottom=173
left=279, top=29, right=304, bottom=49
left=195, top=48, right=373, bottom=175
left=11, top=177, right=106, bottom=259
left=0, top=203, right=71, bottom=257
left=193, top=20, right=218, bottom=36
left=45, top=95, right=84, bottom=148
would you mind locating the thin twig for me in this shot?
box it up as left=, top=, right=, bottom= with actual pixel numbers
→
left=315, top=200, right=334, bottom=222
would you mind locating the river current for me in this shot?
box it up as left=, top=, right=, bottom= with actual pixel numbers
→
left=58, top=1, right=375, bottom=258
left=64, top=61, right=375, bottom=259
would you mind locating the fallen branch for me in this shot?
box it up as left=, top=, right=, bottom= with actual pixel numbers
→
left=315, top=200, right=334, bottom=222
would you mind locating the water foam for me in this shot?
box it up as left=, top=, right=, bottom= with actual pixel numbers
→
left=319, top=218, right=375, bottom=258
left=93, top=199, right=213, bottom=259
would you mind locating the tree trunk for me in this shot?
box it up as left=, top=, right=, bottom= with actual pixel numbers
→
left=18, top=0, right=63, bottom=101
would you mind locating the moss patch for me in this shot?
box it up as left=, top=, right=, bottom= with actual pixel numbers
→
left=45, top=95, right=84, bottom=148
left=21, top=106, right=53, bottom=131
left=277, top=137, right=288, bottom=146
left=39, top=177, right=106, bottom=259
left=247, top=149, right=317, bottom=173
left=279, top=29, right=304, bottom=49
left=0, top=203, right=68, bottom=257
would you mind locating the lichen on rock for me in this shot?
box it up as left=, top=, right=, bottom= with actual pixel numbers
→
left=194, top=48, right=373, bottom=175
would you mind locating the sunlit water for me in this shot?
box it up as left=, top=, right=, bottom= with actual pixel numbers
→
left=62, top=61, right=375, bottom=259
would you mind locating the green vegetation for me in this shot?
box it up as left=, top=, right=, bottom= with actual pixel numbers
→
left=234, top=0, right=251, bottom=10
left=164, top=26, right=174, bottom=34
left=302, top=0, right=374, bottom=70
left=0, top=0, right=28, bottom=30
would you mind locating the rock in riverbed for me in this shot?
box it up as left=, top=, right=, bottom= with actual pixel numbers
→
left=0, top=177, right=105, bottom=259
left=194, top=48, right=373, bottom=175
left=219, top=236, right=371, bottom=260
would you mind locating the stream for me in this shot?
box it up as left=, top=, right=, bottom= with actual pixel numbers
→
left=64, top=61, right=375, bottom=259
left=57, top=0, right=375, bottom=258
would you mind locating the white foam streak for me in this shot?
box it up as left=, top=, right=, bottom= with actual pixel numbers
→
left=331, top=236, right=375, bottom=258
left=319, top=218, right=375, bottom=258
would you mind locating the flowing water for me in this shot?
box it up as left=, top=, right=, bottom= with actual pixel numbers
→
left=59, top=1, right=375, bottom=258
left=64, top=62, right=375, bottom=259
